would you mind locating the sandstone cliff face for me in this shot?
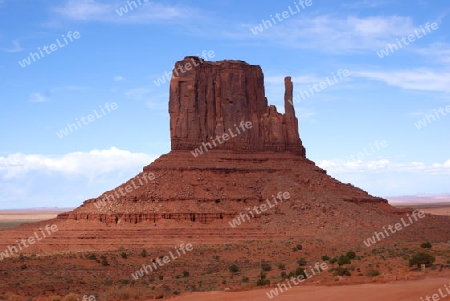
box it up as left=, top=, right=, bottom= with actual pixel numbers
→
left=169, top=57, right=305, bottom=155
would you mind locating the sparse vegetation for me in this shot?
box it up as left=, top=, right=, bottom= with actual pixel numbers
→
left=293, top=244, right=303, bottom=251
left=261, top=262, right=272, bottom=271
left=421, top=242, right=432, bottom=249
left=141, top=248, right=148, bottom=257
left=409, top=252, right=435, bottom=269
left=322, top=255, right=330, bottom=261
left=297, top=258, right=307, bottom=266
left=338, top=255, right=351, bottom=266
left=346, top=251, right=356, bottom=259
left=367, top=270, right=380, bottom=277
left=229, top=264, right=239, bottom=273
left=256, top=271, right=270, bottom=286
left=332, top=267, right=351, bottom=276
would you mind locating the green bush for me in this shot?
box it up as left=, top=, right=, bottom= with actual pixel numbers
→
left=333, top=267, right=351, bottom=276
left=367, top=270, right=380, bottom=277
left=293, top=244, right=303, bottom=251
left=256, top=279, right=270, bottom=286
left=420, top=242, right=432, bottom=249
left=229, top=264, right=239, bottom=273
left=297, top=258, right=307, bottom=266
left=261, top=262, right=272, bottom=271
left=338, top=255, right=351, bottom=266
left=409, top=252, right=435, bottom=268
left=346, top=251, right=356, bottom=259
left=295, top=267, right=306, bottom=278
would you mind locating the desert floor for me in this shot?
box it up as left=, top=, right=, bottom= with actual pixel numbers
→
left=173, top=277, right=450, bottom=301
left=0, top=209, right=70, bottom=230
left=390, top=202, right=450, bottom=216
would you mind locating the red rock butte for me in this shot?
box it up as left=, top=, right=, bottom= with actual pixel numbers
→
left=2, top=57, right=450, bottom=252
left=169, top=57, right=305, bottom=155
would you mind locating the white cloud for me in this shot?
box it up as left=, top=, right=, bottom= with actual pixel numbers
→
left=114, top=75, right=125, bottom=82
left=416, top=43, right=450, bottom=63
left=2, top=40, right=23, bottom=53
left=0, top=148, right=159, bottom=209
left=48, top=86, right=90, bottom=94
left=28, top=93, right=48, bottom=102
left=354, top=69, right=450, bottom=93
left=317, top=158, right=450, bottom=175
left=241, top=15, right=417, bottom=53
left=52, top=0, right=202, bottom=24
left=0, top=147, right=157, bottom=179
left=125, top=87, right=152, bottom=99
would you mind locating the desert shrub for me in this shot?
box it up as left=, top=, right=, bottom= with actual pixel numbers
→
left=87, top=254, right=97, bottom=260
left=261, top=262, right=272, bottom=271
left=322, top=255, right=330, bottom=261
left=229, top=264, right=239, bottom=273
left=101, top=258, right=110, bottom=266
left=367, top=270, right=380, bottom=277
left=295, top=267, right=306, bottom=278
left=183, top=270, right=189, bottom=277
left=256, top=271, right=270, bottom=286
left=277, top=263, right=285, bottom=270
left=62, top=293, right=80, bottom=301
left=158, top=275, right=164, bottom=280
left=118, top=279, right=130, bottom=285
left=103, top=279, right=113, bottom=286
left=256, top=279, right=270, bottom=286
left=329, top=257, right=338, bottom=264
left=19, top=264, right=26, bottom=270
left=409, top=252, right=435, bottom=268
left=421, top=242, right=432, bottom=249
left=121, top=252, right=127, bottom=259
left=281, top=271, right=287, bottom=279
left=141, top=249, right=147, bottom=257
left=297, top=258, right=307, bottom=266
left=293, top=244, right=303, bottom=251
left=241, top=276, right=249, bottom=283
left=338, top=255, right=351, bottom=266
left=333, top=267, right=351, bottom=276
left=346, top=251, right=356, bottom=259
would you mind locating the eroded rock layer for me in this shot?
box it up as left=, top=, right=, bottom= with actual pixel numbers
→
left=169, top=57, right=305, bottom=155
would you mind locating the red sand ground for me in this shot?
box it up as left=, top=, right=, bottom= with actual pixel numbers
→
left=174, top=277, right=450, bottom=301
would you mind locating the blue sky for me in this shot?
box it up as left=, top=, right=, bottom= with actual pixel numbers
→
left=1, top=0, right=449, bottom=209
